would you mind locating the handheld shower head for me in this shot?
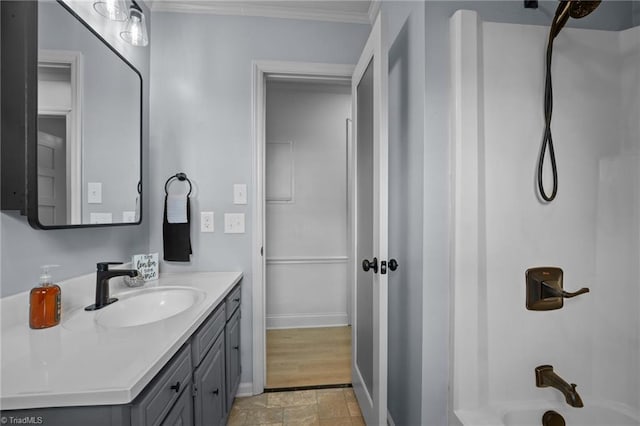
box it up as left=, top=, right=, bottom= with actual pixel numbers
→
left=568, top=0, right=601, bottom=19
left=550, top=1, right=602, bottom=39
left=538, top=0, right=602, bottom=203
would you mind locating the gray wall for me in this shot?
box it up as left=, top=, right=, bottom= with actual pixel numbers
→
left=149, top=10, right=369, bottom=391
left=0, top=2, right=151, bottom=296
left=422, top=1, right=638, bottom=425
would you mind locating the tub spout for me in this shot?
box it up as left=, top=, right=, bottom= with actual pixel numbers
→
left=535, top=365, right=584, bottom=408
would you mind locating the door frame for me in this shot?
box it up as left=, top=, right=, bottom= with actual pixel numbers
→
left=251, top=60, right=354, bottom=394
left=38, top=49, right=83, bottom=224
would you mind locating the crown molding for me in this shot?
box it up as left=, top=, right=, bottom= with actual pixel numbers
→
left=367, top=0, right=380, bottom=23
left=151, top=1, right=373, bottom=25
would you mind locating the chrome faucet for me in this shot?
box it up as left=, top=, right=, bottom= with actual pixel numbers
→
left=85, top=262, right=139, bottom=311
left=535, top=365, right=584, bottom=408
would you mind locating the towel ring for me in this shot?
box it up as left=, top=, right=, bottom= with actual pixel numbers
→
left=164, top=172, right=192, bottom=197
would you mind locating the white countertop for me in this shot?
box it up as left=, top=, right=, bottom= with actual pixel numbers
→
left=0, top=271, right=242, bottom=411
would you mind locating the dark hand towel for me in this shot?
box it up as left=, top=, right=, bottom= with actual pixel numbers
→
left=163, top=195, right=192, bottom=262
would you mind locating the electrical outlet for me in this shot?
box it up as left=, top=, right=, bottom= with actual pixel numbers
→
left=122, top=211, right=136, bottom=223
left=201, top=212, right=214, bottom=233
left=224, top=213, right=245, bottom=233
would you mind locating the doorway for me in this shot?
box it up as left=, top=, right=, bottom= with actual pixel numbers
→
left=251, top=61, right=355, bottom=394
left=252, top=15, right=389, bottom=423
left=264, top=77, right=352, bottom=389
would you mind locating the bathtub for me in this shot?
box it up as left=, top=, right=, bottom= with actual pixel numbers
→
left=502, top=402, right=639, bottom=426
left=456, top=401, right=640, bottom=426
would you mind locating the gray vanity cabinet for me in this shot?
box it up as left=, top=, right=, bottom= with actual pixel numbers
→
left=193, top=333, right=226, bottom=426
left=192, top=282, right=241, bottom=426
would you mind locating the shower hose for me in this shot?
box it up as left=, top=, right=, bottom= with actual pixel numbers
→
left=538, top=37, right=559, bottom=202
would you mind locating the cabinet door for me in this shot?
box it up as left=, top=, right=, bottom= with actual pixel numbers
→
left=194, top=333, right=226, bottom=426
left=225, top=309, right=241, bottom=410
left=161, top=383, right=194, bottom=426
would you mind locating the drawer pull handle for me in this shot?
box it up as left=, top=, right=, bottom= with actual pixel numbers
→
left=212, top=388, right=219, bottom=395
left=170, top=382, right=181, bottom=393
left=233, top=345, right=239, bottom=350
left=233, top=298, right=240, bottom=302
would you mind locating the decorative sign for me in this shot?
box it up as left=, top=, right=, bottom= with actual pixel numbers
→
left=132, top=253, right=159, bottom=282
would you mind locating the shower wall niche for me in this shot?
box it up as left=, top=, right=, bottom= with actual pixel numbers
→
left=450, top=10, right=640, bottom=424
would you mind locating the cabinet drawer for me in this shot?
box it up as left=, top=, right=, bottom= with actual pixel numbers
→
left=191, top=303, right=226, bottom=367
left=132, top=343, right=192, bottom=426
left=225, top=284, right=241, bottom=320
left=161, top=382, right=194, bottom=426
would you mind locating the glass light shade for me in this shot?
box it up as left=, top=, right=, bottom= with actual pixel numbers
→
left=120, top=7, right=149, bottom=47
left=93, top=0, right=128, bottom=21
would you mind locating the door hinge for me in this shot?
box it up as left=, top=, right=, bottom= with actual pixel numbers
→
left=192, top=386, right=198, bottom=398
left=260, top=246, right=263, bottom=256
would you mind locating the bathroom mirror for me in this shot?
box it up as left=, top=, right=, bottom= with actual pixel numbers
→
left=35, top=0, right=142, bottom=228
left=0, top=0, right=142, bottom=229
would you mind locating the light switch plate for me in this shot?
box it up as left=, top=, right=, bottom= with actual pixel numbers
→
left=224, top=213, right=245, bottom=233
left=201, top=211, right=214, bottom=233
left=87, top=182, right=102, bottom=204
left=233, top=184, right=247, bottom=205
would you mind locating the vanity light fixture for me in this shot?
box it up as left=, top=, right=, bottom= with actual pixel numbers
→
left=93, top=0, right=128, bottom=21
left=120, top=2, right=149, bottom=47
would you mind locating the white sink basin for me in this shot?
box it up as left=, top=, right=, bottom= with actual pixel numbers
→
left=94, top=287, right=206, bottom=328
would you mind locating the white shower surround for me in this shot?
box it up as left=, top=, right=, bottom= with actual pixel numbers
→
left=450, top=10, right=640, bottom=425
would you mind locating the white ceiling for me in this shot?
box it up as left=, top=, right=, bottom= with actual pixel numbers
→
left=149, top=0, right=377, bottom=24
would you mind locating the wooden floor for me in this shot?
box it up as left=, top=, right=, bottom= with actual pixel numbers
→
left=266, top=326, right=352, bottom=389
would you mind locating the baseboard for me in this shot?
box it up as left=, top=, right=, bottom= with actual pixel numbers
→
left=266, top=313, right=349, bottom=329
left=236, top=382, right=254, bottom=397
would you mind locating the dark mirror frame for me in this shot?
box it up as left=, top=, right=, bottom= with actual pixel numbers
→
left=0, top=0, right=143, bottom=229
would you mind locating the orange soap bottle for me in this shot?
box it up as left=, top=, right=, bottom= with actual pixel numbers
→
left=29, top=265, right=61, bottom=329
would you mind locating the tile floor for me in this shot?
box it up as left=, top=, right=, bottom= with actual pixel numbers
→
left=228, top=387, right=364, bottom=425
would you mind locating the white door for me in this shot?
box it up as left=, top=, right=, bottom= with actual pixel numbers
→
left=37, top=129, right=67, bottom=226
left=351, top=13, right=388, bottom=425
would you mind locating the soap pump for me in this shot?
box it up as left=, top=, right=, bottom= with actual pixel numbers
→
left=29, top=265, right=61, bottom=329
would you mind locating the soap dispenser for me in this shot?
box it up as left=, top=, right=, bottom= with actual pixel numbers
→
left=29, top=265, right=61, bottom=329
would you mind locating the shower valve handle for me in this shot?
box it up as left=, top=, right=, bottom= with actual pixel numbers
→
left=542, top=282, right=590, bottom=299
left=526, top=267, right=590, bottom=311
